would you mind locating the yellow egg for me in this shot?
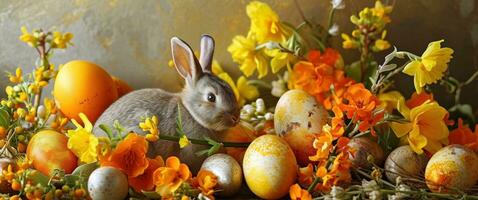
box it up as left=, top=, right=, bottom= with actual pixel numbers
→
left=425, top=145, right=478, bottom=193
left=243, top=135, right=297, bottom=199
left=274, top=89, right=328, bottom=166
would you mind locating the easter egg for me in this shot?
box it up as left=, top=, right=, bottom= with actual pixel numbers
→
left=348, top=137, right=385, bottom=168
left=274, top=89, right=327, bottom=166
left=54, top=60, right=118, bottom=124
left=111, top=76, right=133, bottom=97
left=26, top=130, right=78, bottom=176
left=385, top=145, right=428, bottom=184
left=243, top=135, right=297, bottom=199
left=223, top=122, right=257, bottom=164
left=88, top=167, right=129, bottom=200
left=425, top=145, right=478, bottom=193
left=201, top=154, right=242, bottom=197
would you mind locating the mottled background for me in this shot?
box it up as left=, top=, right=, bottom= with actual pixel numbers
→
left=0, top=0, right=477, bottom=108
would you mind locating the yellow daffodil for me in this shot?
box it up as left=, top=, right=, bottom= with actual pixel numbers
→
left=211, top=60, right=224, bottom=75
left=52, top=31, right=74, bottom=49
left=217, top=73, right=259, bottom=106
left=67, top=113, right=99, bottom=163
left=139, top=115, right=160, bottom=142
left=265, top=49, right=296, bottom=73
left=227, top=35, right=268, bottom=78
left=378, top=91, right=404, bottom=113
left=19, top=26, right=37, bottom=47
left=246, top=1, right=289, bottom=43
left=179, top=135, right=190, bottom=148
left=8, top=67, right=23, bottom=83
left=341, top=33, right=358, bottom=49
left=391, top=101, right=449, bottom=154
left=403, top=40, right=454, bottom=93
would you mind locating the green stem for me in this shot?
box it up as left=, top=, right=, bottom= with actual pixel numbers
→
left=323, top=8, right=336, bottom=44
left=159, top=135, right=250, bottom=148
left=307, top=177, right=321, bottom=192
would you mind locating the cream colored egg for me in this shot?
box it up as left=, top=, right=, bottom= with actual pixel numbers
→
left=200, top=153, right=242, bottom=197
left=274, top=89, right=328, bottom=166
left=385, top=145, right=427, bottom=184
left=243, top=135, right=297, bottom=199
left=88, top=167, right=129, bottom=200
left=425, top=145, right=478, bottom=193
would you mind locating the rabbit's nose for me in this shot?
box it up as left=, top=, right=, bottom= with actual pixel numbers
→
left=231, top=115, right=239, bottom=124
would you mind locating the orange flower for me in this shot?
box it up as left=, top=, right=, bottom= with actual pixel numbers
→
left=331, top=106, right=345, bottom=138
left=153, top=156, right=192, bottom=197
left=449, top=119, right=478, bottom=150
left=298, top=164, right=314, bottom=186
left=289, top=184, right=312, bottom=200
left=100, top=133, right=149, bottom=177
left=309, top=129, right=333, bottom=162
left=406, top=92, right=434, bottom=109
left=307, top=48, right=342, bottom=68
left=129, top=156, right=165, bottom=192
left=328, top=152, right=352, bottom=185
left=193, top=170, right=218, bottom=199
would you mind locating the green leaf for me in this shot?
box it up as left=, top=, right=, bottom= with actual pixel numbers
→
left=0, top=107, right=11, bottom=127
left=208, top=143, right=222, bottom=156
left=195, top=149, right=209, bottom=157
left=376, top=124, right=399, bottom=153
left=99, top=124, right=114, bottom=140
left=346, top=61, right=361, bottom=82
left=72, top=162, right=99, bottom=178
left=142, top=191, right=161, bottom=199
left=28, top=169, right=49, bottom=186
left=449, top=104, right=476, bottom=123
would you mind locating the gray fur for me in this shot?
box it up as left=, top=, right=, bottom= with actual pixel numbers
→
left=93, top=36, right=239, bottom=173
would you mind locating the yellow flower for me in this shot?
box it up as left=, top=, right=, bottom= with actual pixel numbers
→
left=403, top=40, right=454, bottom=93
left=19, top=26, right=37, bottom=47
left=341, top=33, right=358, bottom=49
left=372, top=0, right=393, bottom=23
left=391, top=101, right=449, bottom=154
left=67, top=113, right=99, bottom=163
left=246, top=1, right=289, bottom=43
left=264, top=49, right=296, bottom=73
left=227, top=35, right=268, bottom=78
left=52, top=31, right=74, bottom=49
left=211, top=60, right=224, bottom=75
left=43, top=98, right=57, bottom=115
left=217, top=73, right=259, bottom=106
left=8, top=67, right=23, bottom=83
left=139, top=116, right=160, bottom=142
left=374, top=39, right=390, bottom=51
left=179, top=135, right=190, bottom=148
left=378, top=91, right=404, bottom=113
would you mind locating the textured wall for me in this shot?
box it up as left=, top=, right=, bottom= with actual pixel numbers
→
left=0, top=0, right=477, bottom=107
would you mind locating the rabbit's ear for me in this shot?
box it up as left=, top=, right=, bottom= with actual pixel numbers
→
left=171, top=37, right=203, bottom=85
left=199, top=35, right=215, bottom=73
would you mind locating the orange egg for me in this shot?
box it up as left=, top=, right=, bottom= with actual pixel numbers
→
left=54, top=60, right=118, bottom=123
left=111, top=76, right=133, bottom=97
left=223, top=122, right=257, bottom=164
left=27, top=130, right=78, bottom=176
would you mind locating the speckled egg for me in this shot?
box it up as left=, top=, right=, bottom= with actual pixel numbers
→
left=425, top=145, right=478, bottom=193
left=243, top=135, right=298, bottom=199
left=385, top=145, right=428, bottom=184
left=88, top=167, right=129, bottom=200
left=274, top=89, right=328, bottom=166
left=201, top=154, right=242, bottom=197
left=348, top=137, right=385, bottom=169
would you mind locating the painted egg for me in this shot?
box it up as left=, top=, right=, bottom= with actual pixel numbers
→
left=88, top=167, right=129, bottom=200
left=200, top=153, right=242, bottom=197
left=274, top=89, right=328, bottom=166
left=385, top=145, right=428, bottom=184
left=54, top=60, right=118, bottom=124
left=425, top=145, right=478, bottom=193
left=243, top=135, right=297, bottom=199
left=222, top=122, right=257, bottom=164
left=26, top=130, right=78, bottom=176
left=348, top=137, right=385, bottom=169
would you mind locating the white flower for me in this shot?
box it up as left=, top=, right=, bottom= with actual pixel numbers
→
left=325, top=186, right=347, bottom=200
left=271, top=79, right=286, bottom=97
left=331, top=0, right=345, bottom=9
left=264, top=112, right=274, bottom=120
left=255, top=98, right=265, bottom=113
left=328, top=23, right=340, bottom=36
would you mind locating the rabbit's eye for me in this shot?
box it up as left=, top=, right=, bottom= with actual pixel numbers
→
left=207, top=93, right=216, bottom=103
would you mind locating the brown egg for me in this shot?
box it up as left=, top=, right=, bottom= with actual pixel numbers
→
left=348, top=137, right=385, bottom=169
left=385, top=145, right=428, bottom=184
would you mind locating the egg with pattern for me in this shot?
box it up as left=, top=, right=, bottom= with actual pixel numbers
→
left=274, top=89, right=328, bottom=166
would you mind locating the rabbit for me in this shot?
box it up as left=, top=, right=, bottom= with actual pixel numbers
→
left=93, top=35, right=240, bottom=173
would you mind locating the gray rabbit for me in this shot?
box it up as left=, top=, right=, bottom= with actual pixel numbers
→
left=93, top=35, right=240, bottom=173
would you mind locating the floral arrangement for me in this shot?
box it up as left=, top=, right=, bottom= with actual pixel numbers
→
left=0, top=1, right=478, bottom=200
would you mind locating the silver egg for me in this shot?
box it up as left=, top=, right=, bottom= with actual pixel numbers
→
left=200, top=153, right=242, bottom=197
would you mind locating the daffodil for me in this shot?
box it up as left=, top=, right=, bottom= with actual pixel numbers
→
left=378, top=91, right=404, bottom=113
left=8, top=67, right=23, bottom=83
left=227, top=35, right=268, bottom=78
left=391, top=101, right=449, bottom=154
left=19, top=26, right=37, bottom=47
left=246, top=1, right=289, bottom=43
left=52, top=31, right=74, bottom=49
left=179, top=135, right=190, bottom=148
left=403, top=40, right=454, bottom=93
left=265, top=49, right=296, bottom=73
left=139, top=115, right=160, bottom=142
left=67, top=113, right=99, bottom=163
left=217, top=73, right=259, bottom=106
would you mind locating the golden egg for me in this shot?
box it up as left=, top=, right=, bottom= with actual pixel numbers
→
left=243, top=135, right=297, bottom=199
left=274, top=89, right=328, bottom=166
